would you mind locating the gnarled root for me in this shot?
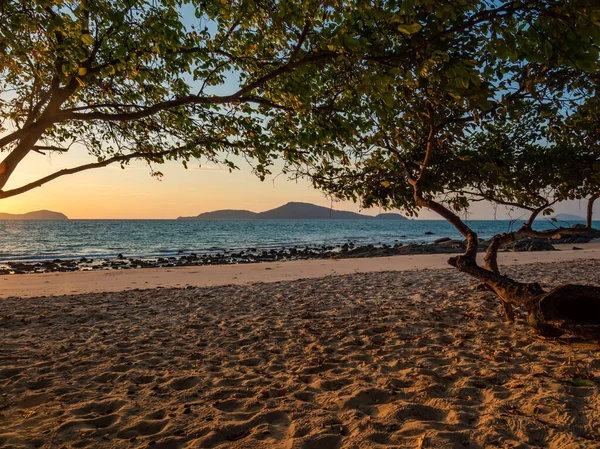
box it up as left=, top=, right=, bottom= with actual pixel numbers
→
left=527, top=284, right=600, bottom=340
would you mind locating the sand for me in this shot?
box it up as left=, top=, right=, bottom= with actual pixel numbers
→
left=1, top=257, right=599, bottom=448
left=1, top=242, right=599, bottom=299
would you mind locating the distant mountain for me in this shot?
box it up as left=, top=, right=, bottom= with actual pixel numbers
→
left=257, top=202, right=367, bottom=220
left=178, top=202, right=408, bottom=220
left=374, top=213, right=408, bottom=220
left=180, top=209, right=259, bottom=220
left=0, top=210, right=68, bottom=220
left=550, top=213, right=586, bottom=221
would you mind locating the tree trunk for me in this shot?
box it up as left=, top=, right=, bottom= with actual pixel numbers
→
left=402, top=133, right=600, bottom=341
left=527, top=284, right=600, bottom=340
left=449, top=251, right=600, bottom=341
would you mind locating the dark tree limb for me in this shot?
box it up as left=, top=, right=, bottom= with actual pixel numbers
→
left=395, top=123, right=600, bottom=340
left=0, top=78, right=80, bottom=190
left=0, top=138, right=243, bottom=200
left=0, top=150, right=174, bottom=200
left=587, top=193, right=599, bottom=229
left=31, top=145, right=70, bottom=154
left=58, top=52, right=338, bottom=123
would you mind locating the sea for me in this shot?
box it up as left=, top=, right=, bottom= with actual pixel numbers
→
left=0, top=218, right=595, bottom=263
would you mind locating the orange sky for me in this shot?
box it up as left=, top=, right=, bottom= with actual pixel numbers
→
left=0, top=150, right=595, bottom=220
left=0, top=151, right=389, bottom=219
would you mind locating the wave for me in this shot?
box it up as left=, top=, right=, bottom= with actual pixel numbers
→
left=0, top=219, right=596, bottom=264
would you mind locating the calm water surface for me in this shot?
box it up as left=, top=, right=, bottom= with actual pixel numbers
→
left=0, top=219, right=594, bottom=262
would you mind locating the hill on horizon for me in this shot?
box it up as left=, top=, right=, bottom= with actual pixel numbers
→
left=0, top=210, right=69, bottom=220
left=537, top=213, right=585, bottom=221
left=374, top=213, right=407, bottom=220
left=178, top=202, right=408, bottom=220
left=549, top=213, right=586, bottom=221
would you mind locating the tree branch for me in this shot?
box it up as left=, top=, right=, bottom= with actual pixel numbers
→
left=525, top=199, right=557, bottom=228
left=31, top=145, right=70, bottom=154
left=453, top=189, right=537, bottom=211
left=0, top=129, right=27, bottom=150
left=415, top=116, right=436, bottom=187
left=587, top=193, right=599, bottom=229
left=59, top=52, right=337, bottom=123
left=0, top=149, right=175, bottom=200
left=288, top=21, right=311, bottom=63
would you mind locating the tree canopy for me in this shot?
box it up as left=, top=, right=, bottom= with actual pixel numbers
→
left=4, top=0, right=593, bottom=203
left=0, top=0, right=359, bottom=197
left=268, top=0, right=600, bottom=222
left=263, top=0, right=600, bottom=338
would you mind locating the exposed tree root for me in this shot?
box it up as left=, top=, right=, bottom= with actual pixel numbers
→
left=528, top=284, right=600, bottom=341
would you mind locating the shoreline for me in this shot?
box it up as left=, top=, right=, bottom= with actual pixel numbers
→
left=2, top=242, right=599, bottom=298
left=2, top=227, right=597, bottom=275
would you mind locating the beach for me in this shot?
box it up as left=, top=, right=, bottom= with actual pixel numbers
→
left=1, top=251, right=599, bottom=448
left=1, top=242, right=599, bottom=299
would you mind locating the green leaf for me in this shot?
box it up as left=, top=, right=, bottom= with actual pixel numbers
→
left=81, top=33, right=94, bottom=46
left=397, top=23, right=422, bottom=35
left=571, top=378, right=595, bottom=387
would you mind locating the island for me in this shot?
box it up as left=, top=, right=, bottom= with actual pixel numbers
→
left=0, top=210, right=68, bottom=220
left=178, top=201, right=407, bottom=220
left=374, top=213, right=408, bottom=220
left=550, top=213, right=586, bottom=221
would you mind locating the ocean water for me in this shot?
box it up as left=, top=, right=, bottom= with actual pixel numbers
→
left=0, top=219, right=595, bottom=262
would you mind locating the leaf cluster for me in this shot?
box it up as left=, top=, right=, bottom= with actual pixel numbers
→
left=271, top=0, right=600, bottom=218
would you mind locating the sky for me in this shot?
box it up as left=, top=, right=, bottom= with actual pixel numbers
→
left=0, top=150, right=357, bottom=219
left=0, top=149, right=596, bottom=220
left=1, top=5, right=596, bottom=221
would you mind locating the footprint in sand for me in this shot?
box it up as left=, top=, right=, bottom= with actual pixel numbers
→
left=290, top=434, right=342, bottom=449
left=145, top=408, right=168, bottom=420
left=197, top=410, right=291, bottom=448
left=239, top=357, right=263, bottom=367
left=377, top=401, right=447, bottom=422
left=168, top=376, right=201, bottom=391
left=117, top=418, right=169, bottom=439
left=367, top=432, right=393, bottom=445
left=337, top=388, right=391, bottom=412
left=311, top=377, right=353, bottom=392
left=16, top=393, right=52, bottom=409
left=71, top=399, right=128, bottom=417
left=293, top=391, right=316, bottom=402
left=212, top=399, right=244, bottom=412
left=57, top=413, right=120, bottom=436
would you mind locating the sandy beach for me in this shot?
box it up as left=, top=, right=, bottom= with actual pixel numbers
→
left=1, top=242, right=599, bottom=299
left=1, top=252, right=599, bottom=448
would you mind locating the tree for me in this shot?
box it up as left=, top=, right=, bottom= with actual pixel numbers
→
left=0, top=0, right=555, bottom=196
left=0, top=0, right=366, bottom=198
left=270, top=1, right=600, bottom=340
left=0, top=0, right=557, bottom=224
left=3, top=1, right=599, bottom=341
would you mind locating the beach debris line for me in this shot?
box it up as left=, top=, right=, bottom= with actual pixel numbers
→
left=0, top=234, right=585, bottom=275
